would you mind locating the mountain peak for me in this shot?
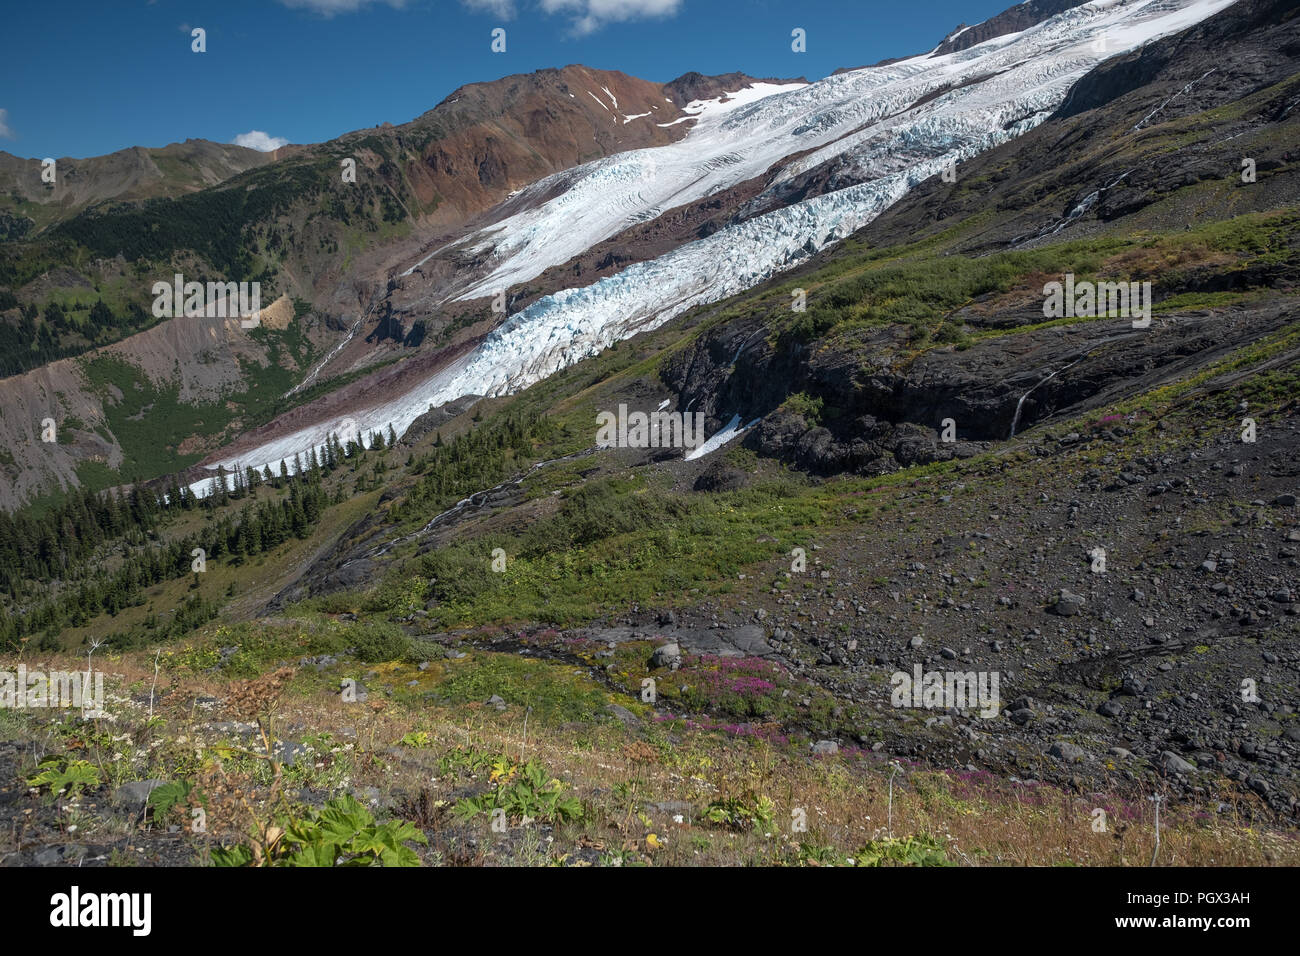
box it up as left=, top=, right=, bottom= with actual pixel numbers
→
left=933, top=0, right=1092, bottom=55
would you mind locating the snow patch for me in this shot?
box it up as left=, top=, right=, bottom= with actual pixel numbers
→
left=684, top=415, right=758, bottom=461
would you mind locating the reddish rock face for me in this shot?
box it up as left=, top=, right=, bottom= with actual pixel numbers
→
left=393, top=66, right=701, bottom=231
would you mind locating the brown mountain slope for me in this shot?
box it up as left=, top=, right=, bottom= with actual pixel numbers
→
left=357, top=65, right=720, bottom=235
left=0, top=297, right=316, bottom=511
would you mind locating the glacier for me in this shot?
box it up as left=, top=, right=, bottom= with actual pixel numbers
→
left=197, top=0, right=1239, bottom=495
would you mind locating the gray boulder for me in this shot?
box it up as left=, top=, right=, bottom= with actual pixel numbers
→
left=1159, top=751, right=1197, bottom=774
left=1050, top=590, right=1086, bottom=616
left=650, top=642, right=682, bottom=670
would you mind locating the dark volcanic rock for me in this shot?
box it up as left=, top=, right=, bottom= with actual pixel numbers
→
left=934, top=1, right=1090, bottom=56
left=662, top=272, right=1292, bottom=475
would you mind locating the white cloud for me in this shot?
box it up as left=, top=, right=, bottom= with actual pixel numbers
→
left=233, top=130, right=289, bottom=152
left=0, top=109, right=13, bottom=139
left=278, top=0, right=408, bottom=16
left=461, top=0, right=680, bottom=32
left=540, top=0, right=681, bottom=35
left=461, top=0, right=516, bottom=18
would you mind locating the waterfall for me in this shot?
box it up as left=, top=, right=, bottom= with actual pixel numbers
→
left=1008, top=356, right=1085, bottom=438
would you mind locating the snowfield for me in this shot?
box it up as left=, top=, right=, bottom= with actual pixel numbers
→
left=199, top=0, right=1239, bottom=493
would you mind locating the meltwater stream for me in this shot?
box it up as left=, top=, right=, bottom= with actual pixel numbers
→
left=1008, top=356, right=1086, bottom=438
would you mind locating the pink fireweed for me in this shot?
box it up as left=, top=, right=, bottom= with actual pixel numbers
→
left=684, top=655, right=784, bottom=699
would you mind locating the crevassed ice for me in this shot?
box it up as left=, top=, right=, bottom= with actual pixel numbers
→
left=199, top=0, right=1238, bottom=494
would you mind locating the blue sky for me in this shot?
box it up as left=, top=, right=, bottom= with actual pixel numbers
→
left=0, top=0, right=1016, bottom=159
